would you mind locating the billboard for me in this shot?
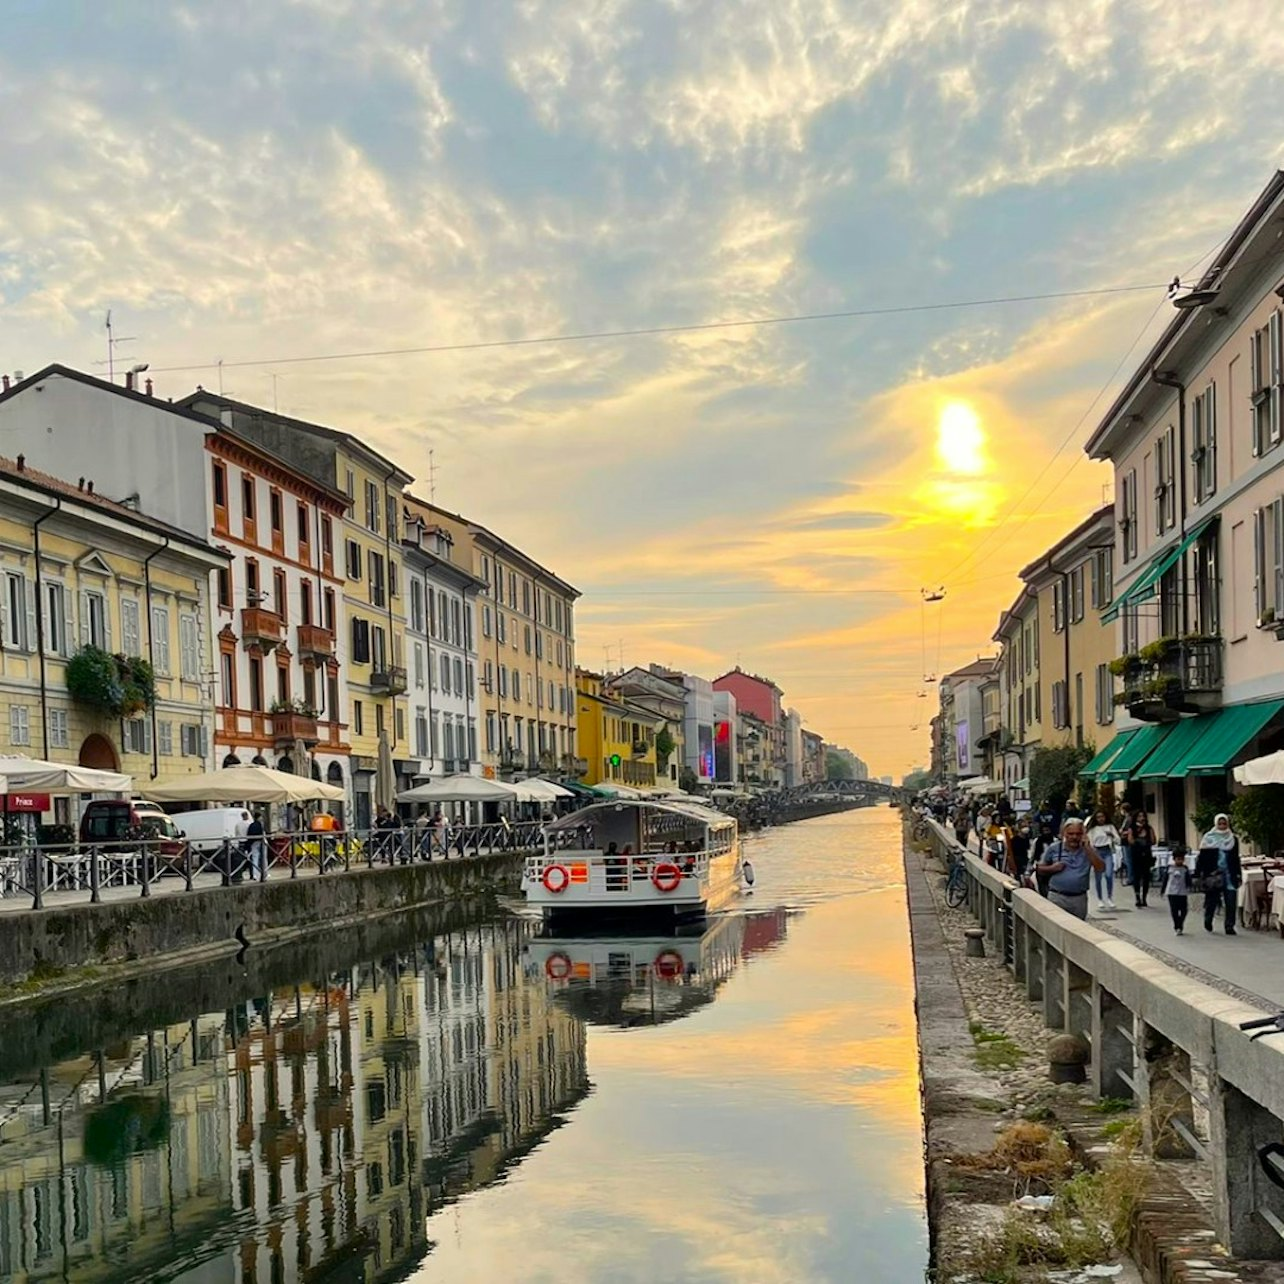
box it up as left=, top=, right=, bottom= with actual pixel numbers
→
left=955, top=720, right=969, bottom=772
left=714, top=720, right=733, bottom=782
left=697, top=724, right=715, bottom=780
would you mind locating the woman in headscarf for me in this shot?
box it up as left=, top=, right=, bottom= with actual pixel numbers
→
left=1199, top=812, right=1241, bottom=936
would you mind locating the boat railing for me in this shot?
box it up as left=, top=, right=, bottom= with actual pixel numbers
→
left=524, top=848, right=713, bottom=894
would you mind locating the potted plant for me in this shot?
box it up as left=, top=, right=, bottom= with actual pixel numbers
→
left=65, top=646, right=155, bottom=718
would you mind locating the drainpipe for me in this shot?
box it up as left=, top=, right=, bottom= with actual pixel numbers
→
left=143, top=539, right=170, bottom=779
left=424, top=566, right=434, bottom=772
left=1062, top=571, right=1074, bottom=746
left=1151, top=369, right=1189, bottom=634
left=462, top=584, right=473, bottom=773
left=381, top=466, right=399, bottom=751
left=32, top=494, right=63, bottom=760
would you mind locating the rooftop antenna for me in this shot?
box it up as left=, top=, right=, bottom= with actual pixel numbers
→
left=218, top=358, right=224, bottom=396
left=98, top=310, right=137, bottom=383
left=270, top=373, right=279, bottom=412
left=427, top=448, right=437, bottom=503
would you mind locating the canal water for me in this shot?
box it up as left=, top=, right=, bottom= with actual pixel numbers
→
left=0, top=806, right=926, bottom=1283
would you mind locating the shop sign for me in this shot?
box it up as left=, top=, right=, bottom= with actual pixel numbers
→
left=4, top=793, right=51, bottom=813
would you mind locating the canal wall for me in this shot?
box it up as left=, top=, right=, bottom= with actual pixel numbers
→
left=0, top=852, right=522, bottom=990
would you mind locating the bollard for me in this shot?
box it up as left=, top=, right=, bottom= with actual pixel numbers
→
left=1048, top=1033, right=1089, bottom=1085
left=964, top=927, right=986, bottom=958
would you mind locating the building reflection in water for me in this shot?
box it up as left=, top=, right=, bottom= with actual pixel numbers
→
left=0, top=918, right=588, bottom=1283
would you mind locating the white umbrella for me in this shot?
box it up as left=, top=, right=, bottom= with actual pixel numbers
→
left=593, top=783, right=646, bottom=799
left=397, top=776, right=518, bottom=804
left=0, top=755, right=131, bottom=794
left=1233, top=751, right=1284, bottom=786
left=515, top=778, right=574, bottom=802
left=143, top=764, right=345, bottom=804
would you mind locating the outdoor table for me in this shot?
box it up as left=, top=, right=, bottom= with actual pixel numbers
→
left=1152, top=847, right=1173, bottom=884
left=1270, top=874, right=1284, bottom=931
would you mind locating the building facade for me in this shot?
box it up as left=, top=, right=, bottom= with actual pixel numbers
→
left=402, top=512, right=485, bottom=783
left=993, top=586, right=1043, bottom=798
left=1084, top=171, right=1284, bottom=844
left=411, top=501, right=579, bottom=782
left=0, top=454, right=227, bottom=821
left=712, top=668, right=785, bottom=787
left=937, top=658, right=998, bottom=782
left=575, top=669, right=660, bottom=789
left=713, top=689, right=738, bottom=785
left=605, top=666, right=687, bottom=789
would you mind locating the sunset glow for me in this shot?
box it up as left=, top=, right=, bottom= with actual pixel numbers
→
left=935, top=401, right=986, bottom=476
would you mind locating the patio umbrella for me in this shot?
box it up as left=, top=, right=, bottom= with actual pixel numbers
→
left=142, top=764, right=345, bottom=804
left=0, top=755, right=131, bottom=794
left=1233, top=751, right=1284, bottom=786
left=514, top=778, right=573, bottom=802
left=375, top=730, right=397, bottom=813
left=397, top=776, right=518, bottom=804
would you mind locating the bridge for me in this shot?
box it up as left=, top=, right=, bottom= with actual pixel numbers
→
left=719, top=779, right=902, bottom=828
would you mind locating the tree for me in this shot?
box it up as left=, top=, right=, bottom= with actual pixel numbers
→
left=1231, top=786, right=1284, bottom=855
left=1029, top=744, right=1094, bottom=812
left=902, top=770, right=932, bottom=793
left=654, top=725, right=675, bottom=770
left=825, top=750, right=850, bottom=781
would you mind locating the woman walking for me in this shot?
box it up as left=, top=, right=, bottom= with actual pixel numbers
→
left=1086, top=810, right=1120, bottom=910
left=1122, top=810, right=1156, bottom=907
left=1199, top=812, right=1241, bottom=935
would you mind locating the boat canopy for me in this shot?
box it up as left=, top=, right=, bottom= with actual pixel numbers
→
left=545, top=799, right=733, bottom=832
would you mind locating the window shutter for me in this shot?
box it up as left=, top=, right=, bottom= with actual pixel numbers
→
left=1208, top=386, right=1217, bottom=498
left=22, top=579, right=35, bottom=653
left=1273, top=313, right=1283, bottom=445
left=1275, top=499, right=1284, bottom=614
left=1255, top=507, right=1266, bottom=621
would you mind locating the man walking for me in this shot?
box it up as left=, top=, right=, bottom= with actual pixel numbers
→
left=1036, top=818, right=1104, bottom=921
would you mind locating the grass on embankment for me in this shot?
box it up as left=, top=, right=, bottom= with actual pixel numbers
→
left=969, top=1021, right=1027, bottom=1071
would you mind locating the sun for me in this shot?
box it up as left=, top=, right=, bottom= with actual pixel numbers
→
left=935, top=401, right=986, bottom=476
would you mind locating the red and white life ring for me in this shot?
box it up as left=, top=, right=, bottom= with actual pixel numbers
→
left=651, top=861, right=683, bottom=893
left=654, top=949, right=684, bottom=979
left=542, top=864, right=570, bottom=893
left=545, top=952, right=572, bottom=981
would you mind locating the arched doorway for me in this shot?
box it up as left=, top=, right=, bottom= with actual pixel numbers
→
left=311, top=761, right=322, bottom=781
left=222, top=753, right=241, bottom=768
left=79, top=734, right=119, bottom=772
left=252, top=754, right=268, bottom=766
left=327, top=762, right=344, bottom=785
left=277, top=756, right=294, bottom=775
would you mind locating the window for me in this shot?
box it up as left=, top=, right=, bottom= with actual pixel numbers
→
left=1155, top=426, right=1176, bottom=534
left=413, top=641, right=424, bottom=687
left=522, top=579, right=531, bottom=616
left=453, top=657, right=463, bottom=693
left=220, top=652, right=235, bottom=706
left=212, top=461, right=227, bottom=511
left=1052, top=580, right=1066, bottom=633
left=482, top=604, right=492, bottom=638
left=2, top=571, right=28, bottom=650
left=388, top=558, right=398, bottom=599
left=368, top=551, right=385, bottom=608
left=365, top=480, right=381, bottom=534
left=245, top=559, right=260, bottom=606
left=248, top=656, right=264, bottom=712
left=498, top=666, right=508, bottom=698
left=158, top=721, right=174, bottom=757
left=485, top=713, right=496, bottom=753
left=483, top=659, right=494, bottom=693
left=451, top=599, right=461, bottom=645
left=374, top=702, right=384, bottom=738
left=42, top=582, right=68, bottom=655
left=324, top=588, right=336, bottom=632
left=242, top=475, right=256, bottom=525
left=354, top=699, right=363, bottom=736
left=1119, top=470, right=1139, bottom=564
left=82, top=590, right=108, bottom=650
left=300, top=579, right=313, bottom=626
left=1253, top=498, right=1284, bottom=626
left=180, top=724, right=205, bottom=757
left=415, top=709, right=428, bottom=757
left=321, top=515, right=333, bottom=561
left=276, top=658, right=289, bottom=704
left=1193, top=526, right=1220, bottom=636
left=274, top=569, right=288, bottom=622
left=371, top=625, right=387, bottom=673
left=124, top=718, right=151, bottom=754
left=468, top=719, right=477, bottom=761
left=1069, top=566, right=1084, bottom=624
left=1090, top=547, right=1113, bottom=609
left=269, top=489, right=283, bottom=535
left=344, top=468, right=355, bottom=499
left=346, top=540, right=363, bottom=580
left=443, top=718, right=455, bottom=761
left=217, top=567, right=232, bottom=610
left=1122, top=603, right=1139, bottom=656
left=410, top=580, right=424, bottom=632
left=1192, top=382, right=1217, bottom=503
left=512, top=668, right=521, bottom=701
left=1051, top=680, right=1069, bottom=729
left=440, top=652, right=451, bottom=694
left=524, top=624, right=532, bottom=655
left=497, top=611, right=506, bottom=645
left=385, top=494, right=398, bottom=540
left=7, top=704, right=28, bottom=745
left=327, top=671, right=340, bottom=725
left=351, top=617, right=371, bottom=664
left=49, top=708, right=69, bottom=749
left=430, top=712, right=440, bottom=756
left=180, top=613, right=199, bottom=680
left=1251, top=310, right=1282, bottom=457
left=297, top=502, right=310, bottom=547
left=1094, top=663, right=1114, bottom=727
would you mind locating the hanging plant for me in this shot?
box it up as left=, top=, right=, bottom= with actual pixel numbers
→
left=66, top=646, right=155, bottom=717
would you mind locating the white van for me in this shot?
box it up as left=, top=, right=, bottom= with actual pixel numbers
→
left=169, top=806, right=253, bottom=854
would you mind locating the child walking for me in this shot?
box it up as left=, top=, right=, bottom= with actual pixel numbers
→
left=1164, top=848, right=1191, bottom=936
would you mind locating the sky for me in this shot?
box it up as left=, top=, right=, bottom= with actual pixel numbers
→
left=2, top=0, right=1282, bottom=778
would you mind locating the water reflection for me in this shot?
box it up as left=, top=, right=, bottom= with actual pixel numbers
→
left=0, top=921, right=589, bottom=1283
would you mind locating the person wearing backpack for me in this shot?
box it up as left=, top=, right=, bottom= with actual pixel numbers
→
left=1036, top=818, right=1105, bottom=920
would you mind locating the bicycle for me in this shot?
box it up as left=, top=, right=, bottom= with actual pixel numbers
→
left=911, top=815, right=931, bottom=843
left=945, top=856, right=968, bottom=908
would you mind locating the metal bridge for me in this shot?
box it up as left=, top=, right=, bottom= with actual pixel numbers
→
left=759, top=779, right=902, bottom=806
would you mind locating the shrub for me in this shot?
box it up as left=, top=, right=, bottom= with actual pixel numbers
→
left=66, top=646, right=155, bottom=718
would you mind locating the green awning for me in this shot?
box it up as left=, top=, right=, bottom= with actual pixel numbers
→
left=1182, top=699, right=1284, bottom=775
left=1102, top=517, right=1216, bottom=623
left=1134, top=715, right=1220, bottom=781
left=1099, top=723, right=1174, bottom=781
left=1079, top=729, right=1139, bottom=779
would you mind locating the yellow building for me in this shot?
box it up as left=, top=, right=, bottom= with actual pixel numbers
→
left=0, top=455, right=228, bottom=821
left=575, top=669, right=661, bottom=789
left=184, top=395, right=414, bottom=827
left=992, top=585, right=1043, bottom=797
left=1022, top=505, right=1117, bottom=759
left=407, top=498, right=579, bottom=781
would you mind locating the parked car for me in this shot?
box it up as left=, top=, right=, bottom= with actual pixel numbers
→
left=168, top=807, right=252, bottom=855
left=78, top=799, right=187, bottom=873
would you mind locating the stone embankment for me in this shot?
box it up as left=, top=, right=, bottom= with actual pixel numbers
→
left=903, top=827, right=1282, bottom=1283
left=0, top=851, right=519, bottom=994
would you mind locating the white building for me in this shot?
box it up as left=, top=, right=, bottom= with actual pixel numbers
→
left=665, top=670, right=716, bottom=787
left=712, top=689, right=738, bottom=784
left=783, top=708, right=804, bottom=788
left=402, top=514, right=484, bottom=784
left=0, top=366, right=354, bottom=803
left=938, top=658, right=998, bottom=781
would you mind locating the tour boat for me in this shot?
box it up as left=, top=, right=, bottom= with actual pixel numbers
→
left=523, top=799, right=747, bottom=921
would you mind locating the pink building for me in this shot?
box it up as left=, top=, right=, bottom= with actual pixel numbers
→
left=713, top=668, right=786, bottom=786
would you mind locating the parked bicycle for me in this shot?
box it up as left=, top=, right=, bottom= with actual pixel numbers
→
left=945, top=856, right=968, bottom=909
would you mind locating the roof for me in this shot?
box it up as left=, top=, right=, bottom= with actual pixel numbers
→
left=0, top=455, right=229, bottom=562
left=0, top=363, right=222, bottom=429
left=178, top=390, right=413, bottom=484
left=407, top=495, right=579, bottom=598
left=942, top=657, right=999, bottom=682
left=992, top=584, right=1035, bottom=643
left=1085, top=170, right=1284, bottom=459
left=1017, top=504, right=1114, bottom=582
left=711, top=666, right=783, bottom=694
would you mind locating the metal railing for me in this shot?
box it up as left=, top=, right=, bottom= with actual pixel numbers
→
left=918, top=816, right=1284, bottom=1260
left=0, top=821, right=568, bottom=912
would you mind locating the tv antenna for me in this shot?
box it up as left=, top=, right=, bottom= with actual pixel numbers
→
left=427, top=448, right=437, bottom=502
left=98, top=311, right=138, bottom=383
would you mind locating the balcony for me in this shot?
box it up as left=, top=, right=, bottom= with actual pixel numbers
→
left=272, top=709, right=320, bottom=747
left=241, top=607, right=284, bottom=653
left=296, top=623, right=334, bottom=664
left=1117, top=636, right=1223, bottom=723
left=371, top=664, right=407, bottom=695
left=631, top=739, right=651, bottom=757
left=567, top=756, right=589, bottom=778
left=501, top=747, right=526, bottom=773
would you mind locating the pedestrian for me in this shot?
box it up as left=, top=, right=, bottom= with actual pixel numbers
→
left=1008, top=819, right=1031, bottom=879
left=1122, top=809, right=1156, bottom=907
left=1086, top=809, right=1121, bottom=910
left=952, top=802, right=970, bottom=848
left=1199, top=812, right=1241, bottom=936
left=1164, top=847, right=1192, bottom=936
left=431, top=808, right=446, bottom=858
left=374, top=804, right=398, bottom=863
left=1036, top=818, right=1105, bottom=920
left=246, top=809, right=266, bottom=881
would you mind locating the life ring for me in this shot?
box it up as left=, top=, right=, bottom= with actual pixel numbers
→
left=542, top=864, right=570, bottom=894
left=654, top=949, right=684, bottom=979
left=545, top=952, right=572, bottom=981
left=742, top=859, right=755, bottom=887
left=651, top=861, right=683, bottom=893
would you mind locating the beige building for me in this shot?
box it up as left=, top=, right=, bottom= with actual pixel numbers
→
left=1083, top=170, right=1284, bottom=843
left=408, top=499, right=579, bottom=780
left=1020, top=505, right=1116, bottom=757
left=992, top=585, right=1043, bottom=798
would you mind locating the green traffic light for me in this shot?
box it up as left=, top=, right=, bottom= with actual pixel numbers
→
left=609, top=753, right=621, bottom=767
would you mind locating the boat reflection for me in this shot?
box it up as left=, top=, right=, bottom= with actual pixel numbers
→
left=526, top=907, right=789, bottom=1029
left=0, top=919, right=588, bottom=1284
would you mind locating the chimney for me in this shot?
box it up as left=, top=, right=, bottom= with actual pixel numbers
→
left=15, top=454, right=24, bottom=472
left=1, top=375, right=8, bottom=392
left=125, top=371, right=135, bottom=392
left=87, top=480, right=94, bottom=493
left=78, top=477, right=85, bottom=490
left=145, top=377, right=153, bottom=397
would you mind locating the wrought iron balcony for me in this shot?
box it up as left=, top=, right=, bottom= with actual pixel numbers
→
left=1120, top=636, right=1223, bottom=723
left=241, top=607, right=284, bottom=652
left=371, top=664, right=407, bottom=695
